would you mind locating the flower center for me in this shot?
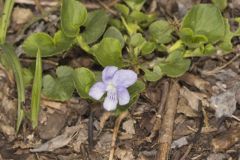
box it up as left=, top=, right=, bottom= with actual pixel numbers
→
left=106, top=82, right=116, bottom=92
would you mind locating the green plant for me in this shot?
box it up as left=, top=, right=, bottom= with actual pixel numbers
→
left=0, top=0, right=239, bottom=130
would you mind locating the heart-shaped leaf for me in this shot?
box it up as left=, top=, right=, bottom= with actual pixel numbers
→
left=143, top=65, right=163, bottom=81
left=211, top=0, right=227, bottom=11
left=73, top=67, right=96, bottom=99
left=159, top=51, right=191, bottom=77
left=61, top=0, right=87, bottom=37
left=92, top=38, right=123, bottom=67
left=141, top=41, right=156, bottom=55
left=104, top=26, right=125, bottom=48
left=149, top=20, right=174, bottom=44
left=179, top=28, right=208, bottom=48
left=129, top=33, right=145, bottom=47
left=181, top=4, right=225, bottom=43
left=42, top=66, right=74, bottom=101
left=81, top=10, right=109, bottom=44
left=23, top=31, right=74, bottom=57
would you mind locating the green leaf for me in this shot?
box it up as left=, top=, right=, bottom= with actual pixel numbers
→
left=129, top=11, right=148, bottom=23
left=121, top=17, right=140, bottom=35
left=235, top=18, right=240, bottom=36
left=42, top=66, right=74, bottom=101
left=141, top=41, right=156, bottom=55
left=181, top=4, right=225, bottom=43
left=23, top=31, right=74, bottom=57
left=92, top=38, right=123, bottom=67
left=76, top=35, right=91, bottom=53
left=149, top=20, right=174, bottom=44
left=61, top=0, right=87, bottom=37
left=109, top=19, right=125, bottom=32
left=184, top=44, right=216, bottom=57
left=143, top=65, right=163, bottom=81
left=123, top=0, right=146, bottom=11
left=0, top=0, right=14, bottom=44
left=54, top=31, right=75, bottom=52
left=22, top=68, right=33, bottom=87
left=73, top=67, right=96, bottom=99
left=159, top=51, right=191, bottom=77
left=81, top=10, right=109, bottom=44
left=128, top=80, right=145, bottom=97
left=219, top=19, right=234, bottom=52
left=31, top=49, right=42, bottom=129
left=212, top=0, right=227, bottom=11
left=129, top=33, right=145, bottom=47
left=115, top=3, right=129, bottom=16
left=179, top=28, right=208, bottom=48
left=23, top=33, right=55, bottom=57
left=104, top=26, right=125, bottom=48
left=0, top=44, right=25, bottom=132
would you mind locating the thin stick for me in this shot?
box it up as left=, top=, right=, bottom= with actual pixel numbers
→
left=96, top=0, right=117, bottom=15
left=201, top=54, right=240, bottom=76
left=109, top=111, right=128, bottom=160
left=156, top=81, right=180, bottom=160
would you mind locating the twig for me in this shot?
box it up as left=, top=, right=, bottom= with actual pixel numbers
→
left=97, top=111, right=114, bottom=136
left=146, top=80, right=170, bottom=142
left=201, top=53, right=240, bottom=76
left=20, top=58, right=58, bottom=66
left=96, top=0, right=117, bottom=15
left=231, top=115, right=240, bottom=122
left=109, top=111, right=129, bottom=160
left=107, top=0, right=120, bottom=7
left=156, top=81, right=180, bottom=160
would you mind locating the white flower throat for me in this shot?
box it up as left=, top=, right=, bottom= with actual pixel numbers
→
left=106, top=82, right=116, bottom=92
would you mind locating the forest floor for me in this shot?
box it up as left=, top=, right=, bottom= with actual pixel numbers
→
left=0, top=0, right=240, bottom=160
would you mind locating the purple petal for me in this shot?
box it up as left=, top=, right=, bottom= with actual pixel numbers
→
left=112, top=69, right=137, bottom=88
left=103, top=91, right=118, bottom=111
left=102, top=66, right=118, bottom=83
left=117, top=87, right=130, bottom=105
left=89, top=82, right=106, bottom=100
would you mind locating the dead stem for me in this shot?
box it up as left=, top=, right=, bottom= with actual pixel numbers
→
left=96, top=0, right=117, bottom=15
left=201, top=53, right=240, bottom=76
left=146, top=80, right=170, bottom=142
left=109, top=111, right=129, bottom=160
left=20, top=58, right=58, bottom=66
left=156, top=81, right=180, bottom=160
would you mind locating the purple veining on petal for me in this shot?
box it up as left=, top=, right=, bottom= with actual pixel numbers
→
left=103, top=90, right=118, bottom=111
left=88, top=66, right=138, bottom=111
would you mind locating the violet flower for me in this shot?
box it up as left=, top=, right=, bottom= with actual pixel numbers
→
left=89, top=66, right=137, bottom=111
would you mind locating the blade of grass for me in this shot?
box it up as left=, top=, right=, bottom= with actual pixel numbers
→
left=31, top=49, right=42, bottom=129
left=0, top=44, right=25, bottom=132
left=0, top=0, right=14, bottom=44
